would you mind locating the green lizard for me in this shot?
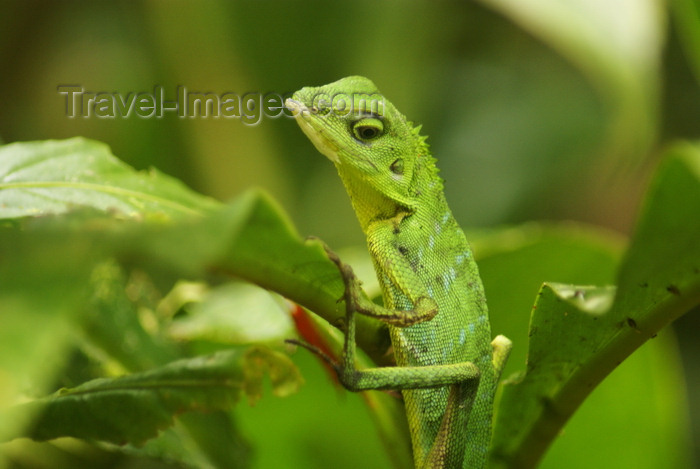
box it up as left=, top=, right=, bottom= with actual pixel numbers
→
left=285, top=76, right=511, bottom=469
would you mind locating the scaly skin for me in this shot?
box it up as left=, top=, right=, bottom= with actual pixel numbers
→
left=286, top=76, right=510, bottom=469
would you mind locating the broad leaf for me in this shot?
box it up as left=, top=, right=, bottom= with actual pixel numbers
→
left=0, top=137, right=219, bottom=220
left=491, top=142, right=700, bottom=468
left=169, top=282, right=295, bottom=344
left=3, top=347, right=301, bottom=445
left=0, top=138, right=388, bottom=362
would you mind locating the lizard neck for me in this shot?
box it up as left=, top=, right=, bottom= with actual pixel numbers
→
left=335, top=135, right=443, bottom=231
left=336, top=168, right=408, bottom=230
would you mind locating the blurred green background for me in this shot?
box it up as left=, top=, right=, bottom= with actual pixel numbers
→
left=2, top=0, right=700, bottom=468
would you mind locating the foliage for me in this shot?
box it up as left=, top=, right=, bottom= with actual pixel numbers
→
left=2, top=1, right=700, bottom=468
left=1, top=134, right=699, bottom=468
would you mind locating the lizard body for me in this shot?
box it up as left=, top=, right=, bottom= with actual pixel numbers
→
left=286, top=76, right=510, bottom=469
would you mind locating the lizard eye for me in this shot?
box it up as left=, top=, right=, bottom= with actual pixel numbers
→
left=352, top=118, right=384, bottom=141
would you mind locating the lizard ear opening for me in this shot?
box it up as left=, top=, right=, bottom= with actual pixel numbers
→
left=390, top=158, right=404, bottom=175
left=352, top=118, right=384, bottom=141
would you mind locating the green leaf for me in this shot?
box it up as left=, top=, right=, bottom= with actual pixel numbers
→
left=616, top=142, right=700, bottom=316
left=0, top=137, right=219, bottom=220
left=0, top=219, right=99, bottom=442
left=96, top=189, right=389, bottom=363
left=538, top=329, right=691, bottom=469
left=491, top=142, right=700, bottom=468
left=208, top=191, right=391, bottom=362
left=474, top=223, right=623, bottom=382
left=84, top=260, right=181, bottom=373
left=121, top=419, right=251, bottom=469
left=3, top=347, right=302, bottom=445
left=169, top=282, right=295, bottom=345
left=0, top=137, right=388, bottom=364
left=471, top=224, right=685, bottom=468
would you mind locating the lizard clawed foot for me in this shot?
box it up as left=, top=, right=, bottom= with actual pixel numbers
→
left=305, top=235, right=359, bottom=291
left=316, top=240, right=355, bottom=279
left=305, top=235, right=337, bottom=258
left=307, top=236, right=364, bottom=305
left=381, top=295, right=439, bottom=327
left=306, top=235, right=437, bottom=328
left=285, top=338, right=341, bottom=372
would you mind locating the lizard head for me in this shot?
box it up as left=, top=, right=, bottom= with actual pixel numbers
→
left=286, top=76, right=436, bottom=220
